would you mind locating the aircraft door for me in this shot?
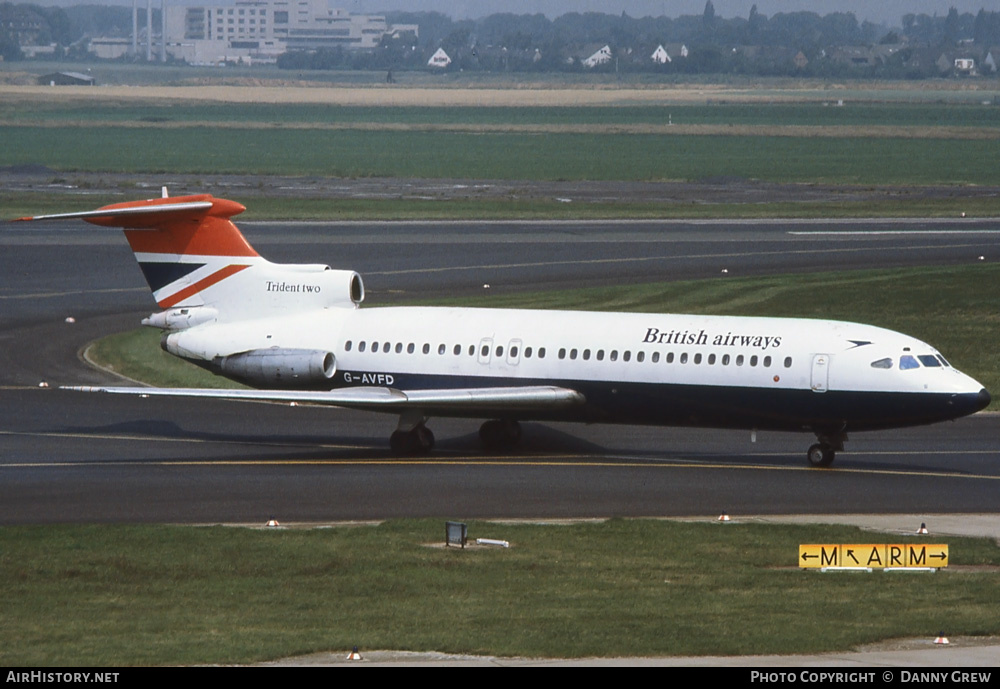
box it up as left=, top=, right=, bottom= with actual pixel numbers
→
left=811, top=354, right=830, bottom=393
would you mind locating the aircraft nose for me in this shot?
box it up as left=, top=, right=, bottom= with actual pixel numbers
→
left=952, top=387, right=991, bottom=416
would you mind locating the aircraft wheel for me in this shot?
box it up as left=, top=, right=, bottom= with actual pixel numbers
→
left=807, top=443, right=835, bottom=468
left=479, top=419, right=521, bottom=450
left=390, top=430, right=414, bottom=455
left=390, top=425, right=434, bottom=456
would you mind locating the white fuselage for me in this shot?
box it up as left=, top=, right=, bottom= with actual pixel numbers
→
left=163, top=305, right=988, bottom=433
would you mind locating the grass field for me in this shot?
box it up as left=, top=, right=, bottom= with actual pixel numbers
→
left=2, top=520, right=998, bottom=665
left=4, top=77, right=999, bottom=665
left=2, top=83, right=999, bottom=190
left=5, top=126, right=1000, bottom=185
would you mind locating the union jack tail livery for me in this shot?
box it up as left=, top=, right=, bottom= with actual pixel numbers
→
left=17, top=191, right=364, bottom=328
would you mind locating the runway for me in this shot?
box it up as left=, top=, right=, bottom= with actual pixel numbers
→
left=1, top=215, right=998, bottom=524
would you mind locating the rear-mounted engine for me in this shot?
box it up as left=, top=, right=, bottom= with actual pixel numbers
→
left=213, top=348, right=336, bottom=387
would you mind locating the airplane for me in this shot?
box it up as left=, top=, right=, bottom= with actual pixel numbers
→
left=16, top=191, right=991, bottom=467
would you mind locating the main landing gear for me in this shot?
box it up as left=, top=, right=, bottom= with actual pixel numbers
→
left=807, top=431, right=847, bottom=468
left=389, top=424, right=435, bottom=455
left=479, top=419, right=522, bottom=450
left=390, top=410, right=435, bottom=455
left=388, top=416, right=523, bottom=456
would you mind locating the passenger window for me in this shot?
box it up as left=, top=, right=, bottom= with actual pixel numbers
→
left=438, top=344, right=446, bottom=355
left=651, top=352, right=659, bottom=363
left=570, top=348, right=578, bottom=360
left=422, top=343, right=430, bottom=354
left=763, top=356, right=771, bottom=367
left=383, top=342, right=391, bottom=353
left=680, top=353, right=688, bottom=364
left=407, top=343, right=415, bottom=354
left=538, top=347, right=546, bottom=359
left=345, top=340, right=353, bottom=351
left=708, top=354, right=716, bottom=365
left=623, top=351, right=631, bottom=362
left=453, top=344, right=461, bottom=355
left=597, top=350, right=605, bottom=361
left=722, top=354, right=730, bottom=365
left=395, top=343, right=403, bottom=354
left=371, top=341, right=378, bottom=352
left=666, top=352, right=674, bottom=363
left=870, top=358, right=893, bottom=369
left=899, top=355, right=920, bottom=370
left=496, top=346, right=504, bottom=357
left=610, top=350, right=618, bottom=362
left=636, top=351, right=644, bottom=363
left=525, top=347, right=533, bottom=358
left=693, top=353, right=701, bottom=365
left=736, top=355, right=744, bottom=366
left=583, top=349, right=591, bottom=361
left=918, top=355, right=942, bottom=367
left=784, top=357, right=792, bottom=368
left=558, top=348, right=566, bottom=360
left=510, top=346, right=519, bottom=358
left=359, top=341, right=366, bottom=352
left=750, top=355, right=758, bottom=367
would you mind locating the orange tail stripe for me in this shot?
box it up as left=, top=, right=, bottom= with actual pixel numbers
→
left=157, top=264, right=252, bottom=308
left=125, top=217, right=259, bottom=257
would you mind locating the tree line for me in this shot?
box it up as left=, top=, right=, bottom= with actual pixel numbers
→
left=3, top=2, right=999, bottom=78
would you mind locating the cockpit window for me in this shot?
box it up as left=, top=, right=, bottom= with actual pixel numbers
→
left=918, top=355, right=942, bottom=367
left=899, top=355, right=920, bottom=370
left=870, top=358, right=893, bottom=369
left=936, top=355, right=951, bottom=368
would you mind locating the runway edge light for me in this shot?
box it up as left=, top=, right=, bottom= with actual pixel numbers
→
left=347, top=646, right=363, bottom=660
left=718, top=512, right=730, bottom=522
left=917, top=522, right=929, bottom=534
left=935, top=633, right=950, bottom=645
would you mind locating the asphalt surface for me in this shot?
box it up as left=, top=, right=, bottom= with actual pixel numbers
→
left=2, top=208, right=999, bottom=666
left=2, top=214, right=999, bottom=524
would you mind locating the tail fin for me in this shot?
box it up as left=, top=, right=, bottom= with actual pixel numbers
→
left=20, top=194, right=259, bottom=309
left=16, top=193, right=363, bottom=327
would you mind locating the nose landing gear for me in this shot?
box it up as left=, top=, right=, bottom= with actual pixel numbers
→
left=807, top=431, right=846, bottom=468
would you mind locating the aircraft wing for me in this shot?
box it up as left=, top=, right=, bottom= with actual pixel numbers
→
left=63, top=384, right=585, bottom=413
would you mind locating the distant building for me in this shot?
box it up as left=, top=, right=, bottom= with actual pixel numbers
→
left=582, top=44, right=611, bottom=67
left=89, top=37, right=132, bottom=60
left=427, top=47, right=451, bottom=68
left=38, top=72, right=96, bottom=86
left=565, top=44, right=612, bottom=68
left=159, top=0, right=416, bottom=64
left=985, top=47, right=1000, bottom=73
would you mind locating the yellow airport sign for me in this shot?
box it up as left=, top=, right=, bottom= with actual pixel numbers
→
left=799, top=544, right=948, bottom=569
